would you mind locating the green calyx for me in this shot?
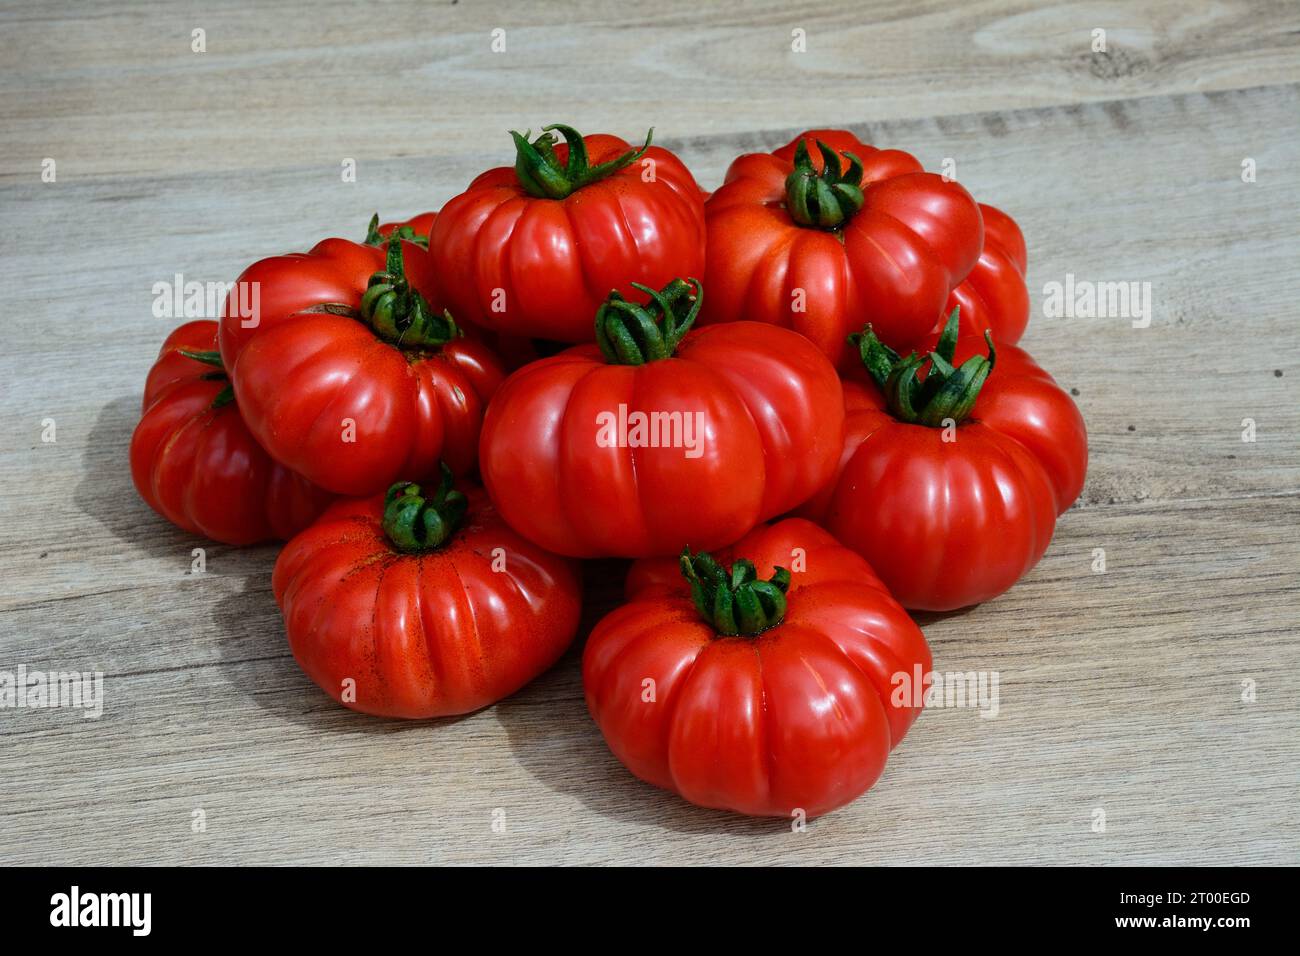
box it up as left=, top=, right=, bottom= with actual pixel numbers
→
left=360, top=235, right=459, bottom=349
left=784, top=138, right=867, bottom=229
left=179, top=348, right=223, bottom=368
left=512, top=124, right=653, bottom=200
left=382, top=465, right=468, bottom=553
left=178, top=348, right=234, bottom=409
left=680, top=548, right=791, bottom=638
left=595, top=278, right=701, bottom=365
left=849, top=306, right=996, bottom=427
left=363, top=213, right=429, bottom=249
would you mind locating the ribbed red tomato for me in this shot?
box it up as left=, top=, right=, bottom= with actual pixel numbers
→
left=584, top=518, right=932, bottom=818
left=801, top=310, right=1087, bottom=611
left=944, top=203, right=1029, bottom=346
left=218, top=220, right=505, bottom=496
left=130, top=320, right=333, bottom=545
left=700, top=129, right=983, bottom=366
left=373, top=211, right=541, bottom=371
left=273, top=468, right=582, bottom=719
left=430, top=124, right=706, bottom=342
left=369, top=210, right=439, bottom=298
left=478, top=279, right=844, bottom=558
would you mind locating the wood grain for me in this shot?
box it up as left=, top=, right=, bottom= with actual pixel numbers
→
left=3, top=0, right=1299, bottom=182
left=1, top=0, right=1297, bottom=865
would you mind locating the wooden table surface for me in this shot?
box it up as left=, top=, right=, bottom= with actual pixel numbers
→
left=2, top=0, right=1298, bottom=866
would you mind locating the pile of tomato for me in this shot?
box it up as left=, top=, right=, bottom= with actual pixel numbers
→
left=131, top=125, right=1086, bottom=819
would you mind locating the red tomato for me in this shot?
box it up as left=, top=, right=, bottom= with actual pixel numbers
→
left=371, top=210, right=543, bottom=371
left=130, top=320, right=333, bottom=545
left=373, top=211, right=540, bottom=371
left=700, top=129, right=984, bottom=367
left=273, top=468, right=582, bottom=718
left=800, top=310, right=1088, bottom=611
left=584, top=518, right=932, bottom=818
left=430, top=124, right=706, bottom=342
left=478, top=279, right=844, bottom=558
left=218, top=221, right=505, bottom=496
left=374, top=211, right=437, bottom=244
left=943, top=203, right=1029, bottom=346
left=371, top=211, right=440, bottom=299
left=371, top=213, right=435, bottom=300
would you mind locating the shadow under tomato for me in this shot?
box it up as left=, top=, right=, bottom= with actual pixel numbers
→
left=209, top=568, right=474, bottom=736
left=75, top=394, right=211, bottom=562
left=911, top=604, right=979, bottom=630
left=206, top=548, right=792, bottom=834
left=493, top=559, right=784, bottom=838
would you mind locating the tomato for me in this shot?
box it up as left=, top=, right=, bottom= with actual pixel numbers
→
left=700, top=129, right=984, bottom=367
left=944, top=203, right=1029, bottom=346
left=372, top=211, right=540, bottom=371
left=373, top=211, right=437, bottom=244
left=370, top=210, right=542, bottom=371
left=369, top=211, right=439, bottom=299
left=583, top=518, right=932, bottom=818
left=130, top=320, right=333, bottom=545
left=429, top=124, right=706, bottom=342
left=800, top=309, right=1088, bottom=611
left=273, top=467, right=582, bottom=719
left=218, top=219, right=506, bottom=496
left=478, top=278, right=844, bottom=558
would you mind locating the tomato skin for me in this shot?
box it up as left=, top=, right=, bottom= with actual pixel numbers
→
left=584, top=518, right=931, bottom=818
left=377, top=211, right=437, bottom=240
left=701, top=129, right=983, bottom=366
left=802, top=343, right=1087, bottom=611
left=130, top=320, right=333, bottom=545
left=375, top=211, right=440, bottom=296
left=379, top=211, right=540, bottom=371
left=429, top=133, right=706, bottom=342
left=478, top=321, right=845, bottom=558
left=943, top=203, right=1029, bottom=346
left=273, top=485, right=582, bottom=719
left=218, top=235, right=505, bottom=497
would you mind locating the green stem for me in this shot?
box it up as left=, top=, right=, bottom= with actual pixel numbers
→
left=680, top=548, right=791, bottom=637
left=360, top=237, right=459, bottom=349
left=178, top=349, right=223, bottom=368
left=594, top=278, right=702, bottom=365
left=177, top=350, right=233, bottom=409
left=848, top=306, right=996, bottom=427
left=363, top=213, right=429, bottom=249
left=512, top=124, right=653, bottom=199
left=382, top=465, right=467, bottom=553
left=784, top=138, right=867, bottom=229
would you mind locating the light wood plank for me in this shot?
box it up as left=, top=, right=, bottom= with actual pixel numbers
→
left=2, top=0, right=1298, bottom=181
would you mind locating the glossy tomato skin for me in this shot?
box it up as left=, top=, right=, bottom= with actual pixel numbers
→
left=701, top=129, right=983, bottom=367
left=218, top=235, right=505, bottom=497
left=478, top=321, right=844, bottom=558
left=943, top=203, right=1029, bottom=346
left=273, top=486, right=582, bottom=718
left=375, top=211, right=440, bottom=297
left=802, top=343, right=1087, bottom=611
left=584, top=518, right=931, bottom=818
left=130, top=320, right=333, bottom=545
left=379, top=211, right=540, bottom=372
left=429, top=133, right=706, bottom=342
left=377, top=211, right=437, bottom=240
